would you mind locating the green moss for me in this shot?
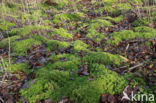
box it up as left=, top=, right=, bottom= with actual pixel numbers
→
left=0, top=36, right=21, bottom=48
left=0, top=59, right=30, bottom=73
left=0, top=20, right=16, bottom=31
left=53, top=13, right=70, bottom=24
left=30, top=10, right=43, bottom=22
left=48, top=61, right=79, bottom=71
left=83, top=52, right=122, bottom=66
left=107, top=30, right=137, bottom=45
left=145, top=41, right=152, bottom=49
left=134, top=26, right=156, bottom=33
left=8, top=25, right=50, bottom=36
left=96, top=47, right=103, bottom=52
left=8, top=26, right=32, bottom=36
left=58, top=41, right=70, bottom=48
left=7, top=63, right=29, bottom=73
left=124, top=73, right=148, bottom=94
left=0, top=36, right=42, bottom=55
left=134, top=26, right=156, bottom=38
left=93, top=1, right=132, bottom=15
left=52, top=28, right=73, bottom=38
left=50, top=54, right=81, bottom=65
left=13, top=38, right=42, bottom=55
left=64, top=67, right=127, bottom=103
left=20, top=63, right=127, bottom=103
left=47, top=54, right=81, bottom=71
left=107, top=27, right=156, bottom=45
left=128, top=0, right=143, bottom=4
left=32, top=34, right=70, bottom=51
left=49, top=0, right=69, bottom=8
left=20, top=69, right=70, bottom=103
left=133, top=18, right=150, bottom=26
left=73, top=40, right=89, bottom=52
left=103, top=15, right=124, bottom=23
left=0, top=4, right=19, bottom=17
left=20, top=77, right=59, bottom=103
left=53, top=12, right=84, bottom=24
left=46, top=40, right=70, bottom=51
left=87, top=19, right=112, bottom=42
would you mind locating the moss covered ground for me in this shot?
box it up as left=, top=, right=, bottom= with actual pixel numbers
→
left=0, top=0, right=156, bottom=103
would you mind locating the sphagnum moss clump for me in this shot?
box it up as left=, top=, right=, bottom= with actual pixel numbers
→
left=83, top=52, right=122, bottom=66
left=20, top=63, right=128, bottom=103
left=13, top=38, right=42, bottom=55
left=50, top=53, right=81, bottom=65
left=53, top=12, right=85, bottom=24
left=93, top=0, right=133, bottom=15
left=52, top=28, right=73, bottom=38
left=73, top=40, right=89, bottom=52
left=103, top=15, right=124, bottom=23
left=20, top=51, right=127, bottom=103
left=86, top=19, right=112, bottom=42
left=32, top=34, right=70, bottom=51
left=0, top=36, right=21, bottom=48
left=0, top=36, right=42, bottom=55
left=8, top=25, right=51, bottom=37
left=107, top=27, right=156, bottom=45
left=7, top=63, right=29, bottom=73
left=46, top=53, right=81, bottom=71
left=0, top=20, right=16, bottom=31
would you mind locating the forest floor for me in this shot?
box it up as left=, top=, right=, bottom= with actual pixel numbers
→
left=0, top=0, right=156, bottom=103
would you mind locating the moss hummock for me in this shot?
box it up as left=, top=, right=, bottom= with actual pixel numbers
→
left=0, top=36, right=42, bottom=55
left=8, top=25, right=51, bottom=37
left=103, top=15, right=124, bottom=23
left=53, top=12, right=84, bottom=24
left=20, top=63, right=127, bottom=103
left=83, top=52, right=122, bottom=66
left=86, top=19, right=112, bottom=42
left=107, top=27, right=156, bottom=45
left=0, top=20, right=16, bottom=31
left=13, top=38, right=42, bottom=55
left=52, top=28, right=73, bottom=38
left=73, top=40, right=89, bottom=52
left=7, top=63, right=29, bottom=73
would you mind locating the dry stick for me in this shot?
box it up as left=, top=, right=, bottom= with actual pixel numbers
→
left=122, top=63, right=144, bottom=74
left=8, top=37, right=11, bottom=65
left=125, top=44, right=129, bottom=52
left=128, top=63, right=144, bottom=71
left=113, top=65, right=128, bottom=71
left=119, top=55, right=129, bottom=62
left=0, top=97, right=4, bottom=103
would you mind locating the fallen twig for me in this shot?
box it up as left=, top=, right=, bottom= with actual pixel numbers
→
left=125, top=44, right=129, bottom=52
left=128, top=63, right=144, bottom=71
left=119, top=55, right=130, bottom=62
left=122, top=63, right=144, bottom=74
left=0, top=97, right=4, bottom=103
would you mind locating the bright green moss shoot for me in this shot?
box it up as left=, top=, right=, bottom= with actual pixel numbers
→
left=73, top=40, right=89, bottom=52
left=0, top=36, right=42, bottom=55
left=103, top=15, right=124, bottom=23
left=0, top=20, right=16, bottom=31
left=13, top=38, right=42, bottom=55
left=87, top=19, right=112, bottom=42
left=83, top=52, right=122, bottom=66
left=52, top=28, right=73, bottom=38
left=7, top=63, right=29, bottom=73
left=53, top=12, right=84, bottom=24
left=107, top=27, right=156, bottom=45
